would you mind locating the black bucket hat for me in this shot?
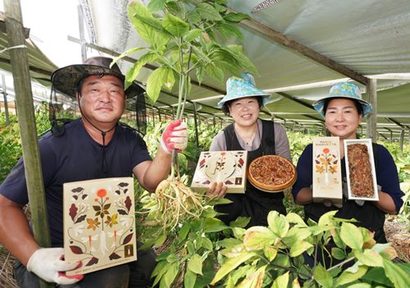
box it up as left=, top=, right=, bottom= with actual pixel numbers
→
left=51, top=56, right=145, bottom=99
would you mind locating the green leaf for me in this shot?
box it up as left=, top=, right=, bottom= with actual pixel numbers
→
left=271, top=271, right=289, bottom=288
left=383, top=258, right=410, bottom=288
left=186, top=9, right=201, bottom=25
left=331, top=247, right=346, bottom=260
left=160, top=261, right=179, bottom=288
left=127, top=1, right=170, bottom=50
left=224, top=12, right=250, bottom=23
left=289, top=240, right=313, bottom=257
left=360, top=266, right=394, bottom=286
left=225, top=45, right=258, bottom=73
left=209, top=45, right=256, bottom=75
left=215, top=22, right=243, bottom=40
left=166, top=253, right=179, bottom=263
left=243, top=226, right=276, bottom=251
left=237, top=265, right=266, bottom=288
left=267, top=211, right=289, bottom=238
left=146, top=66, right=175, bottom=103
left=282, top=226, right=311, bottom=247
left=335, top=265, right=368, bottom=286
left=147, top=0, right=166, bottom=12
left=191, top=45, right=212, bottom=66
left=313, top=264, right=333, bottom=288
left=177, top=222, right=191, bottom=242
left=203, top=63, right=224, bottom=82
left=187, top=254, right=203, bottom=275
left=197, top=3, right=223, bottom=21
left=154, top=231, right=167, bottom=247
left=286, top=212, right=307, bottom=226
left=184, top=28, right=203, bottom=43
left=273, top=253, right=290, bottom=268
left=201, top=237, right=214, bottom=250
left=211, top=252, right=256, bottom=285
left=203, top=217, right=228, bottom=232
left=342, top=283, right=371, bottom=288
left=162, top=13, right=189, bottom=37
left=354, top=249, right=383, bottom=267
left=263, top=246, right=278, bottom=261
left=125, top=51, right=158, bottom=89
left=317, top=210, right=337, bottom=227
left=151, top=260, right=168, bottom=278
left=340, top=222, right=363, bottom=250
left=184, top=269, right=197, bottom=288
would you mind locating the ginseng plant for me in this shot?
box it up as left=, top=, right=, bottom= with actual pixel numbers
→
left=116, top=0, right=256, bottom=235
left=116, top=1, right=258, bottom=286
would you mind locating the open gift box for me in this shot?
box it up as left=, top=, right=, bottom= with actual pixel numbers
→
left=344, top=139, right=379, bottom=201
left=191, top=150, right=247, bottom=193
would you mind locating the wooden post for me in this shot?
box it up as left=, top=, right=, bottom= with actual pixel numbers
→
left=366, top=79, right=378, bottom=141
left=400, top=130, right=404, bottom=152
left=4, top=1, right=52, bottom=287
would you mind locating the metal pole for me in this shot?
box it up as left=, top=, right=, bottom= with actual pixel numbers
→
left=78, top=5, right=87, bottom=62
left=1, top=74, right=10, bottom=125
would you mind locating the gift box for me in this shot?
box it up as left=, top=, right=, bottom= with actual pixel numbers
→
left=312, top=137, right=343, bottom=204
left=191, top=150, right=247, bottom=193
left=344, top=139, right=379, bottom=201
left=63, top=177, right=137, bottom=275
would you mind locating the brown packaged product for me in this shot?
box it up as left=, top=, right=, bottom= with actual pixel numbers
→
left=347, top=143, right=374, bottom=198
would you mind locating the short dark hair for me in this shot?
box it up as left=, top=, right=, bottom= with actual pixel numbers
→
left=222, top=96, right=263, bottom=115
left=323, top=97, right=363, bottom=116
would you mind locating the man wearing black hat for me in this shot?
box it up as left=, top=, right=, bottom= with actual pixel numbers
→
left=0, top=56, right=188, bottom=287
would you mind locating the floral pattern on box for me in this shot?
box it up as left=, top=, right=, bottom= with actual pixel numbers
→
left=312, top=137, right=342, bottom=203
left=63, top=177, right=136, bottom=275
left=191, top=150, right=247, bottom=193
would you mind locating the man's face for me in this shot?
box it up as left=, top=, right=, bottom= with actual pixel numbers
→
left=78, top=75, right=125, bottom=127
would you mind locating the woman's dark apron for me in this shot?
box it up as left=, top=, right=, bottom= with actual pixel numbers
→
left=215, top=120, right=286, bottom=227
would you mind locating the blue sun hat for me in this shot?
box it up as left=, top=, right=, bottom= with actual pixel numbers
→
left=313, top=82, right=373, bottom=117
left=217, top=72, right=272, bottom=108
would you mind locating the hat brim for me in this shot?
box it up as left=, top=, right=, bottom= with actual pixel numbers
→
left=51, top=64, right=145, bottom=99
left=217, top=93, right=272, bottom=108
left=313, top=95, right=373, bottom=117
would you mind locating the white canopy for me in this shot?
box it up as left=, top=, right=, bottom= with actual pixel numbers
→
left=3, top=0, right=410, bottom=140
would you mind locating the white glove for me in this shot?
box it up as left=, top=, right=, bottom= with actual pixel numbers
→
left=160, top=120, right=188, bottom=154
left=27, top=248, right=83, bottom=284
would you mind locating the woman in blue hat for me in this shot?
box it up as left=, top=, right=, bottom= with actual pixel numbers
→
left=207, top=73, right=291, bottom=227
left=292, top=82, right=404, bottom=244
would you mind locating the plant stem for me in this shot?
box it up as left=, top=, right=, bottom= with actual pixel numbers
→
left=327, top=256, right=355, bottom=272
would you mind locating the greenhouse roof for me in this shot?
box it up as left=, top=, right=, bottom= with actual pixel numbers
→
left=1, top=0, right=410, bottom=140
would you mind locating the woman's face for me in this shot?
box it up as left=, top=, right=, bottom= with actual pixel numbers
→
left=324, top=98, right=362, bottom=139
left=228, top=97, right=260, bottom=127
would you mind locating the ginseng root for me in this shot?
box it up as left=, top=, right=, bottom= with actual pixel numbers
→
left=154, top=176, right=205, bottom=230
